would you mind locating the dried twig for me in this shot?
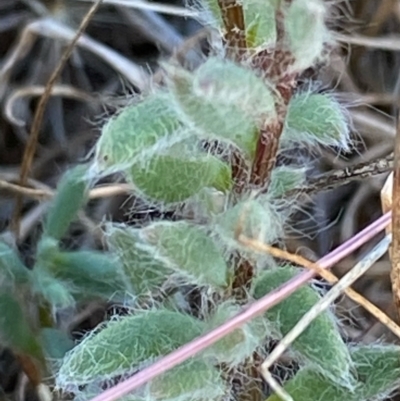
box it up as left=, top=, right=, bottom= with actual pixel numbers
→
left=260, top=235, right=392, bottom=399
left=11, top=0, right=104, bottom=238
left=391, top=112, right=400, bottom=317
left=285, top=152, right=394, bottom=197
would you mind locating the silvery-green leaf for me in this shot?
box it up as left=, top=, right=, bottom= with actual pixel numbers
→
left=106, top=224, right=170, bottom=296
left=253, top=266, right=354, bottom=386
left=214, top=199, right=284, bottom=249
left=285, top=0, right=327, bottom=71
left=244, top=0, right=277, bottom=49
left=149, top=359, right=225, bottom=401
left=282, top=93, right=349, bottom=149
left=95, top=92, right=184, bottom=172
left=166, top=58, right=276, bottom=159
left=268, top=166, right=306, bottom=198
left=203, top=301, right=267, bottom=365
left=56, top=309, right=205, bottom=387
left=142, top=221, right=228, bottom=288
left=266, top=344, right=400, bottom=401
left=127, top=143, right=232, bottom=204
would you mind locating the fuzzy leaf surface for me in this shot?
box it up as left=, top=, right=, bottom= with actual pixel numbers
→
left=266, top=345, right=400, bottom=401
left=282, top=93, right=349, bottom=149
left=253, top=266, right=354, bottom=385
left=203, top=0, right=223, bottom=27
left=285, top=0, right=327, bottom=71
left=215, top=199, right=283, bottom=249
left=268, top=166, right=306, bottom=198
left=244, top=0, right=277, bottom=49
left=32, top=269, right=75, bottom=309
left=44, top=250, right=127, bottom=301
left=57, top=309, right=205, bottom=387
left=44, top=164, right=89, bottom=240
left=166, top=58, right=275, bottom=159
left=203, top=301, right=267, bottom=365
left=127, top=144, right=232, bottom=203
left=143, top=221, right=228, bottom=288
left=0, top=241, right=30, bottom=286
left=106, top=224, right=170, bottom=296
left=149, top=359, right=225, bottom=400
left=95, top=92, right=184, bottom=171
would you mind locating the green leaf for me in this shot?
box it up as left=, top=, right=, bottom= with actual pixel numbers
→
left=149, top=359, right=226, bottom=401
left=203, top=301, right=267, bottom=366
left=253, top=266, right=354, bottom=386
left=202, top=0, right=223, bottom=27
left=143, top=221, right=228, bottom=288
left=284, top=0, right=327, bottom=71
left=95, top=92, right=184, bottom=172
left=244, top=0, right=277, bottom=49
left=44, top=164, right=89, bottom=240
left=32, top=270, right=75, bottom=309
left=56, top=309, right=205, bottom=387
left=268, top=166, right=306, bottom=198
left=40, top=328, right=75, bottom=359
left=266, top=344, right=400, bottom=401
left=0, top=292, right=42, bottom=359
left=127, top=143, right=232, bottom=203
left=50, top=250, right=128, bottom=301
left=0, top=241, right=30, bottom=286
left=106, top=224, right=170, bottom=296
left=354, top=344, right=400, bottom=399
left=166, top=58, right=276, bottom=159
left=214, top=199, right=284, bottom=249
left=282, top=93, right=349, bottom=149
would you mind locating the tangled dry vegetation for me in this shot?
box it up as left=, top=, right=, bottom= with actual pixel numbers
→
left=1, top=0, right=400, bottom=401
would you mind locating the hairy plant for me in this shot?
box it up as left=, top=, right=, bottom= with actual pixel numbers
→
left=1, top=1, right=398, bottom=401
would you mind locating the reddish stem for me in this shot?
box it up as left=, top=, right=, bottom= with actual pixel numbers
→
left=217, top=0, right=247, bottom=60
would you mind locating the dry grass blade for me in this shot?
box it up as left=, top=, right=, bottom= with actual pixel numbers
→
left=334, top=32, right=400, bottom=51
left=4, top=85, right=96, bottom=127
left=238, top=235, right=400, bottom=339
left=79, top=0, right=197, bottom=17
left=0, top=179, right=132, bottom=201
left=10, top=0, right=104, bottom=239
left=260, top=234, right=392, bottom=398
left=391, top=111, right=400, bottom=318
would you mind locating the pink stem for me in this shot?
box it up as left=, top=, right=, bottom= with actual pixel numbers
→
left=89, top=211, right=391, bottom=401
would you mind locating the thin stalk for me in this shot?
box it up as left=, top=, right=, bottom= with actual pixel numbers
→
left=391, top=111, right=400, bottom=317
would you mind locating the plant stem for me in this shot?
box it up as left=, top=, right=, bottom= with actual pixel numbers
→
left=217, top=0, right=247, bottom=59
left=250, top=10, right=297, bottom=188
